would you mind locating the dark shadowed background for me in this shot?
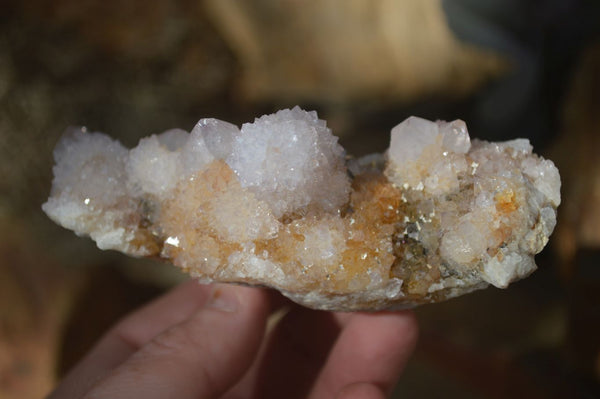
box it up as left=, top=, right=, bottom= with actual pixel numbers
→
left=1, top=1, right=599, bottom=397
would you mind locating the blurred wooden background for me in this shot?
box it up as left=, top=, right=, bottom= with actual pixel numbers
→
left=1, top=1, right=599, bottom=397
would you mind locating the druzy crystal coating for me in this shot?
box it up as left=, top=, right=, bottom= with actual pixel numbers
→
left=43, top=107, right=560, bottom=310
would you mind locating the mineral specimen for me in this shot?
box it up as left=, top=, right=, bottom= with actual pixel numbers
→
left=42, top=107, right=561, bottom=311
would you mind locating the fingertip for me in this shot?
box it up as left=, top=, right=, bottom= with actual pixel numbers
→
left=345, top=310, right=419, bottom=359
left=336, top=382, right=386, bottom=399
left=209, top=283, right=271, bottom=319
left=389, top=310, right=419, bottom=353
left=364, top=310, right=419, bottom=373
left=311, top=309, right=419, bottom=397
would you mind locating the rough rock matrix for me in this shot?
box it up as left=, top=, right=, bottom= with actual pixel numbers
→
left=43, top=107, right=561, bottom=310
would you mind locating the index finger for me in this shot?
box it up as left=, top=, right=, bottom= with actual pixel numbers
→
left=84, top=283, right=270, bottom=399
left=48, top=280, right=212, bottom=399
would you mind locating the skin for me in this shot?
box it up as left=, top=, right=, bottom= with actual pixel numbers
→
left=48, top=281, right=418, bottom=399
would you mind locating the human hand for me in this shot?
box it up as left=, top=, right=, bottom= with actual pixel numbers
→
left=48, top=281, right=418, bottom=399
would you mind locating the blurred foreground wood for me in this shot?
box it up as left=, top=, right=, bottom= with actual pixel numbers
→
left=205, top=0, right=505, bottom=103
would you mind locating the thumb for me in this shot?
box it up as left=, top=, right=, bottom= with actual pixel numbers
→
left=83, top=284, right=270, bottom=399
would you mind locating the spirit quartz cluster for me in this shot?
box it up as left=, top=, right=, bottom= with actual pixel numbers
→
left=43, top=107, right=561, bottom=310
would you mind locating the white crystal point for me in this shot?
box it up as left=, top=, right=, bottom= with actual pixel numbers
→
left=386, top=116, right=471, bottom=195
left=480, top=251, right=536, bottom=289
left=179, top=127, right=215, bottom=178
left=42, top=127, right=141, bottom=253
left=440, top=119, right=471, bottom=153
left=127, top=134, right=184, bottom=198
left=226, top=106, right=350, bottom=218
left=192, top=118, right=240, bottom=160
left=522, top=157, right=562, bottom=207
left=389, top=116, right=441, bottom=164
left=47, top=127, right=129, bottom=202
left=157, top=128, right=189, bottom=151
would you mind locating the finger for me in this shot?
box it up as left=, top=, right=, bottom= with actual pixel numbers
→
left=224, top=305, right=342, bottom=399
left=49, top=280, right=212, bottom=399
left=335, top=382, right=386, bottom=399
left=84, top=284, right=270, bottom=399
left=309, top=311, right=418, bottom=399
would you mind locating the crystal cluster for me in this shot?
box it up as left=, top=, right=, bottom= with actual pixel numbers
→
left=43, top=107, right=561, bottom=310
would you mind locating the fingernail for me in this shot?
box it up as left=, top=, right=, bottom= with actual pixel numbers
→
left=204, top=285, right=239, bottom=313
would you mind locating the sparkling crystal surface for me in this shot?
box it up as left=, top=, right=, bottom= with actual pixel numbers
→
left=42, top=107, right=561, bottom=310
